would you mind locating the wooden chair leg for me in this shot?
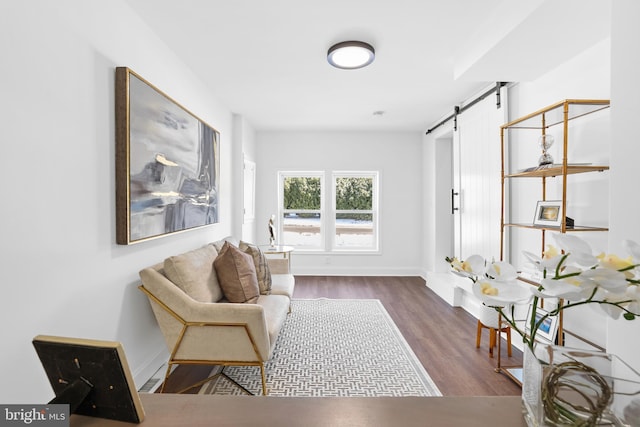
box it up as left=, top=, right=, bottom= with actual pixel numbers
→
left=476, top=320, right=482, bottom=348
left=506, top=327, right=512, bottom=357
left=489, top=328, right=496, bottom=358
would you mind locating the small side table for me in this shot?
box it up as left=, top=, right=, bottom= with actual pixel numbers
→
left=260, top=245, right=294, bottom=274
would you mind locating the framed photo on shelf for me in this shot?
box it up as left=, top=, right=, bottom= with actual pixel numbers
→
left=533, top=200, right=563, bottom=227
left=525, top=306, right=559, bottom=344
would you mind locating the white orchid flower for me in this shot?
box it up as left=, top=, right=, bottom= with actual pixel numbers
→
left=567, top=252, right=599, bottom=268
left=449, top=254, right=485, bottom=280
left=623, top=240, right=640, bottom=277
left=446, top=238, right=640, bottom=352
left=626, top=285, right=640, bottom=316
left=596, top=299, right=626, bottom=320
left=580, top=268, right=629, bottom=294
left=624, top=240, right=640, bottom=262
left=473, top=277, right=531, bottom=307
left=534, top=276, right=596, bottom=300
left=553, top=234, right=598, bottom=267
left=523, top=251, right=543, bottom=271
left=542, top=254, right=566, bottom=275
left=597, top=252, right=636, bottom=279
left=463, top=255, right=487, bottom=275
left=554, top=234, right=591, bottom=254
left=524, top=247, right=571, bottom=277
left=591, top=288, right=628, bottom=319
left=486, top=260, right=518, bottom=282
left=530, top=245, right=566, bottom=274
left=598, top=253, right=634, bottom=270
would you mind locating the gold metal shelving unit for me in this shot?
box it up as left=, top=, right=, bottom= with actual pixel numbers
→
left=496, top=99, right=611, bottom=385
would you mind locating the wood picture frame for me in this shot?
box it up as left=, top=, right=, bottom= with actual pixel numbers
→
left=115, top=67, right=220, bottom=244
left=533, top=200, right=563, bottom=227
left=33, top=335, right=145, bottom=423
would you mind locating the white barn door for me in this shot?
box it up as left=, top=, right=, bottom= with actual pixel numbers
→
left=453, top=94, right=506, bottom=261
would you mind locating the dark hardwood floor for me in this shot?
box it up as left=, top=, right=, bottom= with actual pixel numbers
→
left=160, top=276, right=523, bottom=396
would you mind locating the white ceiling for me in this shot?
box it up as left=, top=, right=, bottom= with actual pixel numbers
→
left=124, top=0, right=611, bottom=132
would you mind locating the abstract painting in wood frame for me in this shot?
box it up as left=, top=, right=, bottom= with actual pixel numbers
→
left=115, top=67, right=220, bottom=244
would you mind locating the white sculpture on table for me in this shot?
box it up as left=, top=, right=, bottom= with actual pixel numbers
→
left=268, top=215, right=276, bottom=248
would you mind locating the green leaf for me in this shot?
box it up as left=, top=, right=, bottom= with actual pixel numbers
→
left=624, top=312, right=635, bottom=321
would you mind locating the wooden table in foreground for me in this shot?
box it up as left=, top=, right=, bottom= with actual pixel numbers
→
left=72, top=394, right=526, bottom=426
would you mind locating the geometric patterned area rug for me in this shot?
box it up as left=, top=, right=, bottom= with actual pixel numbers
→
left=199, top=298, right=442, bottom=397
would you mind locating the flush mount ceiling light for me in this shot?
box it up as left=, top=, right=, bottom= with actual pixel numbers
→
left=327, top=41, right=375, bottom=70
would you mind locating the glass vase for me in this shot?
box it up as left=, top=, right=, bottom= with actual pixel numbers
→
left=522, top=343, right=640, bottom=426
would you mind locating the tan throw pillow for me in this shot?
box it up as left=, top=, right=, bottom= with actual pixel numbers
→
left=164, top=244, right=222, bottom=302
left=214, top=241, right=260, bottom=303
left=212, top=236, right=240, bottom=253
left=239, top=241, right=272, bottom=295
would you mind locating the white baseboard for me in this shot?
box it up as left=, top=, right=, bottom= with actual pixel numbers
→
left=293, top=266, right=424, bottom=276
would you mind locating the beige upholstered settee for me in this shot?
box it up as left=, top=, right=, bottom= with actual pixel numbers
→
left=138, top=237, right=295, bottom=396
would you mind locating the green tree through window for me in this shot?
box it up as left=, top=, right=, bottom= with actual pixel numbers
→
left=283, top=177, right=321, bottom=211
left=278, top=171, right=378, bottom=251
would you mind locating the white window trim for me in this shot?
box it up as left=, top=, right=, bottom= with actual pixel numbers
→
left=277, top=170, right=380, bottom=253
left=278, top=171, right=325, bottom=251
left=331, top=171, right=379, bottom=252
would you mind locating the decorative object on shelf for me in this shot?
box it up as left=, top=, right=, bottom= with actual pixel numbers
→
left=446, top=234, right=640, bottom=426
left=517, top=163, right=593, bottom=174
left=115, top=67, right=220, bottom=245
left=268, top=214, right=276, bottom=247
left=524, top=306, right=558, bottom=344
left=533, top=200, right=563, bottom=228
left=538, top=134, right=555, bottom=166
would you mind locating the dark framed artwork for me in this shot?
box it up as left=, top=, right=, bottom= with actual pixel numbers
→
left=115, top=67, right=220, bottom=244
left=33, top=335, right=145, bottom=423
left=533, top=200, right=563, bottom=227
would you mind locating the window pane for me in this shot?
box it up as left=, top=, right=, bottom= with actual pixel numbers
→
left=282, top=213, right=322, bottom=247
left=335, top=177, right=372, bottom=210
left=283, top=177, right=321, bottom=210
left=335, top=213, right=373, bottom=247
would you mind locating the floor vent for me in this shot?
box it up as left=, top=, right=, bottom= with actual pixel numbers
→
left=138, top=364, right=167, bottom=393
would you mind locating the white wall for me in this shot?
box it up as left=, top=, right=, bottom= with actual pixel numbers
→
left=506, top=38, right=611, bottom=267
left=423, top=130, right=454, bottom=274
left=233, top=114, right=258, bottom=242
left=422, top=125, right=461, bottom=305
left=607, top=0, right=640, bottom=372
left=255, top=131, right=423, bottom=275
left=0, top=1, right=235, bottom=403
